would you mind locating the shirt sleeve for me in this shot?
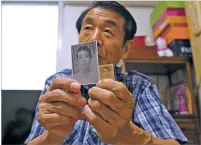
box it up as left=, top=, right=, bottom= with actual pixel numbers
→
left=24, top=80, right=50, bottom=144
left=133, top=83, right=188, bottom=144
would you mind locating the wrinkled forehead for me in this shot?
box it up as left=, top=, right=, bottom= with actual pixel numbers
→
left=83, top=7, right=125, bottom=29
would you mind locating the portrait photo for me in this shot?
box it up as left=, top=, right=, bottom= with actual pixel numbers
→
left=99, top=64, right=115, bottom=80
left=71, top=40, right=100, bottom=85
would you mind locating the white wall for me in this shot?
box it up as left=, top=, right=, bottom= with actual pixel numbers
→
left=2, top=4, right=58, bottom=90
left=127, top=7, right=153, bottom=36
left=56, top=5, right=153, bottom=72
left=57, top=5, right=87, bottom=72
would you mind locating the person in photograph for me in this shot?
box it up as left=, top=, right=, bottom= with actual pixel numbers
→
left=73, top=45, right=98, bottom=84
left=102, top=66, right=113, bottom=79
left=26, top=1, right=187, bottom=145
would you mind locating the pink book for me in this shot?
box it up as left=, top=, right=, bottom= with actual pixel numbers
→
left=153, top=8, right=186, bottom=31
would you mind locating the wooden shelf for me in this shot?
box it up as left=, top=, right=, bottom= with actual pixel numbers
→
left=172, top=114, right=197, bottom=119
left=124, top=57, right=191, bottom=75
left=125, top=56, right=190, bottom=63
left=123, top=56, right=196, bottom=116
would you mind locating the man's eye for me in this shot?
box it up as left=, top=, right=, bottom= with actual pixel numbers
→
left=84, top=26, right=92, bottom=30
left=104, top=29, right=113, bottom=35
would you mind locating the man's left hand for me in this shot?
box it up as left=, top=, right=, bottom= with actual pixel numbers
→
left=83, top=79, right=135, bottom=144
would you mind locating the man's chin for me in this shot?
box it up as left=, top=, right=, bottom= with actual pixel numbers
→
left=99, top=60, right=116, bottom=66
left=99, top=60, right=109, bottom=65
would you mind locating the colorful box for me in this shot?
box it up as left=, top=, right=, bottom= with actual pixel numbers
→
left=153, top=8, right=186, bottom=31
left=162, top=24, right=190, bottom=44
left=150, top=1, right=184, bottom=27
left=153, top=23, right=189, bottom=44
left=153, top=16, right=187, bottom=38
left=133, top=36, right=145, bottom=46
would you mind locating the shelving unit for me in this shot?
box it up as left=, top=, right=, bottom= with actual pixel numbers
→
left=123, top=56, right=194, bottom=112
left=123, top=55, right=200, bottom=145
left=124, top=57, right=189, bottom=75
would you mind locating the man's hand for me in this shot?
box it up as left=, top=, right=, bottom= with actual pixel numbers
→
left=38, top=77, right=87, bottom=139
left=83, top=79, right=135, bottom=144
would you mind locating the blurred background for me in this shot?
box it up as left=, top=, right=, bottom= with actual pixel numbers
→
left=1, top=1, right=201, bottom=144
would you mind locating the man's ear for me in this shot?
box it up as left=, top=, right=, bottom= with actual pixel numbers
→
left=121, top=40, right=133, bottom=59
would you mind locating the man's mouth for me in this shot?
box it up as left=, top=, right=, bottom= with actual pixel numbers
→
left=98, top=55, right=105, bottom=61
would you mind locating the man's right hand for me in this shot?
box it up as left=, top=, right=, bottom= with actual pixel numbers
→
left=38, top=77, right=87, bottom=140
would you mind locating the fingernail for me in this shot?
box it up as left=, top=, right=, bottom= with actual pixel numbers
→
left=71, top=82, right=80, bottom=90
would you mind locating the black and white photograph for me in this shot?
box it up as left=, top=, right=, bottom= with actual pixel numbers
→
left=71, top=40, right=99, bottom=85
left=99, top=64, right=115, bottom=80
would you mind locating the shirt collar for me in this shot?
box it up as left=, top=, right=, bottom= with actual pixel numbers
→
left=114, top=66, right=122, bottom=76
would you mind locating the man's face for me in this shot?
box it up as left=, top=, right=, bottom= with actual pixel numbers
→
left=77, top=50, right=91, bottom=69
left=79, top=7, right=126, bottom=65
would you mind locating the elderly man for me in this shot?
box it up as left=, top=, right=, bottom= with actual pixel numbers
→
left=26, top=1, right=187, bottom=145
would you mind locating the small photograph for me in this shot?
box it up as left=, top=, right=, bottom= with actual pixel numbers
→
left=99, top=64, right=115, bottom=80
left=71, top=40, right=100, bottom=85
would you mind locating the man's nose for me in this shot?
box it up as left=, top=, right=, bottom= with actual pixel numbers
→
left=91, top=29, right=103, bottom=48
left=90, top=29, right=106, bottom=57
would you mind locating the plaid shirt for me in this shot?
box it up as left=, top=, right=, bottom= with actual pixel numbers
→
left=25, top=67, right=188, bottom=144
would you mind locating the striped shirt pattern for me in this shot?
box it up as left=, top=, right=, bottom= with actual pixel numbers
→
left=25, top=67, right=188, bottom=144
